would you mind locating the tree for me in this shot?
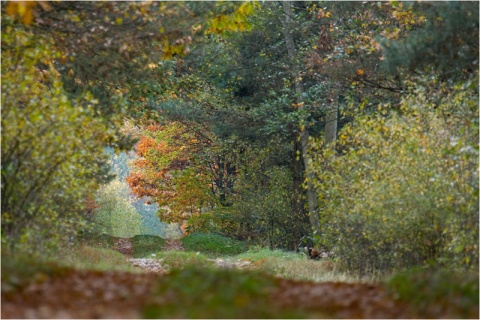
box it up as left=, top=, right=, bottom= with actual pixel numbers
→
left=281, top=0, right=322, bottom=235
left=92, top=179, right=142, bottom=238
left=381, top=1, right=479, bottom=81
left=126, top=122, right=216, bottom=223
left=1, top=21, right=112, bottom=252
left=157, top=1, right=330, bottom=240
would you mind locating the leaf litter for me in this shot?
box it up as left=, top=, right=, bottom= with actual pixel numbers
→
left=1, top=238, right=472, bottom=319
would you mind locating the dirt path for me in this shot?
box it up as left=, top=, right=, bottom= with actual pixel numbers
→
left=113, top=237, right=133, bottom=257
left=113, top=237, right=186, bottom=273
left=5, top=239, right=469, bottom=319
left=1, top=266, right=413, bottom=319
left=3, top=238, right=476, bottom=318
left=2, top=270, right=157, bottom=319
left=164, top=238, right=185, bottom=251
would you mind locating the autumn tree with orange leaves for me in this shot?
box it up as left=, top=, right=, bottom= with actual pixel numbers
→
left=126, top=122, right=216, bottom=224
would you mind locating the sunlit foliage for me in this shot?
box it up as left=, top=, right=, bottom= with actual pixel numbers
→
left=92, top=179, right=141, bottom=238
left=310, top=82, right=478, bottom=273
left=1, top=23, right=112, bottom=252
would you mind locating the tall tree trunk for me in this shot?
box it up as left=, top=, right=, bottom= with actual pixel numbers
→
left=325, top=91, right=338, bottom=145
left=291, top=135, right=306, bottom=246
left=281, top=1, right=321, bottom=235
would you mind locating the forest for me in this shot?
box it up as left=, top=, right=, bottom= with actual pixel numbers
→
left=1, top=1, right=479, bottom=318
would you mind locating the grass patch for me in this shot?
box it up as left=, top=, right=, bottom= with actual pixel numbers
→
left=236, top=248, right=374, bottom=283
left=60, top=245, right=138, bottom=273
left=142, top=266, right=305, bottom=318
left=131, top=235, right=167, bottom=258
left=236, top=248, right=302, bottom=261
left=386, top=267, right=479, bottom=318
left=154, top=251, right=214, bottom=270
left=2, top=244, right=136, bottom=294
left=181, top=233, right=247, bottom=256
left=79, top=232, right=115, bottom=249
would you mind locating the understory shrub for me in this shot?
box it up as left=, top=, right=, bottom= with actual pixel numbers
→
left=1, top=25, right=112, bottom=253
left=311, top=83, right=478, bottom=274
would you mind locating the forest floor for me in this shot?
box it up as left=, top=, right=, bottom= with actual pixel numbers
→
left=2, top=238, right=477, bottom=319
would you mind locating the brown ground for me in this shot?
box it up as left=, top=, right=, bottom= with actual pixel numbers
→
left=113, top=237, right=133, bottom=257
left=163, top=238, right=185, bottom=251
left=1, top=270, right=411, bottom=319
left=0, top=238, right=416, bottom=319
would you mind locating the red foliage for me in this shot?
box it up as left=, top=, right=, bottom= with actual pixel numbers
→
left=125, top=173, right=159, bottom=198
left=137, top=136, right=156, bottom=157
left=133, top=158, right=149, bottom=168
left=145, top=123, right=163, bottom=132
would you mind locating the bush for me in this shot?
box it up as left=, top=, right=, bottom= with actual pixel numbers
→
left=131, top=235, right=166, bottom=258
left=181, top=233, right=247, bottom=256
left=229, top=166, right=307, bottom=250
left=191, top=146, right=310, bottom=251
left=1, top=26, right=113, bottom=253
left=92, top=179, right=142, bottom=238
left=310, top=84, right=478, bottom=274
left=386, top=267, right=479, bottom=318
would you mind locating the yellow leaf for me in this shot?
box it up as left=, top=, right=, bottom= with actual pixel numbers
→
left=5, top=2, right=17, bottom=16
left=6, top=1, right=37, bottom=26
